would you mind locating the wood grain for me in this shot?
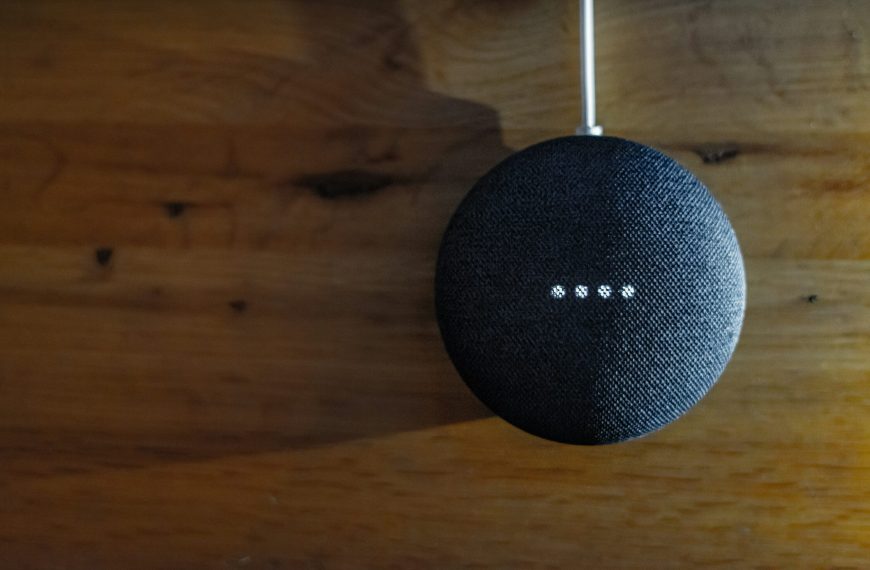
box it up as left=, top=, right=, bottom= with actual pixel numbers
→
left=0, top=1, right=867, bottom=568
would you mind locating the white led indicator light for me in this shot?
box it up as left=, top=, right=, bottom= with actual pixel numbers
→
left=550, top=285, right=567, bottom=299
left=550, top=284, right=636, bottom=300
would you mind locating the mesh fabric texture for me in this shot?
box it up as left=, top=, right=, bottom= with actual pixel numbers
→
left=435, top=136, right=746, bottom=445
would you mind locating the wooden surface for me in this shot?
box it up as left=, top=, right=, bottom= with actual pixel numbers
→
left=0, top=1, right=868, bottom=568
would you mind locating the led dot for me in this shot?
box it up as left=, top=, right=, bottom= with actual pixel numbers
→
left=574, top=285, right=589, bottom=298
left=621, top=284, right=636, bottom=299
left=550, top=285, right=566, bottom=299
left=598, top=285, right=612, bottom=299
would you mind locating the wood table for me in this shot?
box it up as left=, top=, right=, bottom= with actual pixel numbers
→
left=0, top=1, right=867, bottom=567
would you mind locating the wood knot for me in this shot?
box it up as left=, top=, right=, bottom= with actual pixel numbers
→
left=229, top=299, right=248, bottom=313
left=163, top=202, right=190, bottom=218
left=95, top=247, right=114, bottom=267
left=694, top=144, right=740, bottom=164
left=292, top=169, right=396, bottom=200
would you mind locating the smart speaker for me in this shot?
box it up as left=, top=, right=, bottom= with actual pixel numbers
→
left=434, top=1, right=746, bottom=445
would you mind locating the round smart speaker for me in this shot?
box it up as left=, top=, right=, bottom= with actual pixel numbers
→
left=435, top=135, right=745, bottom=445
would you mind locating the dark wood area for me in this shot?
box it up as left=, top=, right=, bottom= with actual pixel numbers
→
left=0, top=1, right=867, bottom=568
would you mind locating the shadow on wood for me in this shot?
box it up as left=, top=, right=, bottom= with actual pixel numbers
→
left=0, top=0, right=509, bottom=476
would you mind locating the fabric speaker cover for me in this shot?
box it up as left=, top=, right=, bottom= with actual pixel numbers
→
left=435, top=135, right=746, bottom=445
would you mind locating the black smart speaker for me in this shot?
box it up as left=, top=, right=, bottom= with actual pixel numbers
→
left=434, top=1, right=746, bottom=445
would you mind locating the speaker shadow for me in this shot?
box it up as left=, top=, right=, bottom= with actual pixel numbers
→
left=117, top=0, right=507, bottom=468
